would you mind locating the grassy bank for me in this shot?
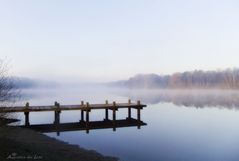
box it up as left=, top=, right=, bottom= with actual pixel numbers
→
left=0, top=126, right=118, bottom=161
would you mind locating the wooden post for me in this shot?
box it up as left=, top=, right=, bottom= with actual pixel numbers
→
left=112, top=101, right=116, bottom=131
left=54, top=102, right=61, bottom=125
left=84, top=102, right=90, bottom=133
left=86, top=102, right=90, bottom=129
left=105, top=100, right=109, bottom=121
left=112, top=101, right=116, bottom=122
left=137, top=100, right=141, bottom=106
left=80, top=110, right=84, bottom=122
left=137, top=100, right=141, bottom=121
left=127, top=99, right=132, bottom=120
left=105, top=109, right=109, bottom=121
left=24, top=112, right=29, bottom=126
left=128, top=99, right=131, bottom=104
left=86, top=113, right=89, bottom=133
left=137, top=101, right=141, bottom=129
left=80, top=101, right=84, bottom=122
left=24, top=102, right=30, bottom=126
left=128, top=107, right=131, bottom=120
left=137, top=107, right=141, bottom=121
left=86, top=110, right=89, bottom=123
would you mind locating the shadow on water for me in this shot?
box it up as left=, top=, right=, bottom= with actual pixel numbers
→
left=17, top=118, right=147, bottom=136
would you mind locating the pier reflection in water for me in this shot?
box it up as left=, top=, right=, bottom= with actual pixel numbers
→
left=18, top=118, right=147, bottom=135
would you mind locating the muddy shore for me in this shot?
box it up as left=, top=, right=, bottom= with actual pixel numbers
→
left=0, top=126, right=118, bottom=161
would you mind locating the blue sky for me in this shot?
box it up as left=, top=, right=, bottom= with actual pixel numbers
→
left=0, top=0, right=239, bottom=82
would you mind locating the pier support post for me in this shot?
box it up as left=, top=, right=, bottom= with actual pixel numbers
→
left=85, top=102, right=90, bottom=133
left=105, top=109, right=109, bottom=121
left=54, top=111, right=61, bottom=125
left=137, top=100, right=141, bottom=129
left=112, top=109, right=116, bottom=122
left=137, top=100, right=141, bottom=121
left=105, top=100, right=109, bottom=121
left=112, top=101, right=116, bottom=122
left=24, top=112, right=30, bottom=126
left=24, top=102, right=30, bottom=126
left=137, top=108, right=141, bottom=121
left=137, top=108, right=141, bottom=129
left=86, top=111, right=89, bottom=123
left=86, top=111, right=89, bottom=133
left=128, top=107, right=131, bottom=120
left=54, top=102, right=61, bottom=125
left=80, top=101, right=84, bottom=122
left=81, top=110, right=84, bottom=122
left=112, top=101, right=116, bottom=131
left=127, top=99, right=132, bottom=120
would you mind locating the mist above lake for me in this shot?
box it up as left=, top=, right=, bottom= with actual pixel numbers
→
left=20, top=85, right=239, bottom=110
left=15, top=85, right=239, bottom=161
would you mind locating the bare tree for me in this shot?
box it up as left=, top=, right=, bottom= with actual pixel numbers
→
left=0, top=59, right=19, bottom=125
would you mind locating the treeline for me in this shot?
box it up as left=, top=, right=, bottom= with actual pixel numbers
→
left=115, top=68, right=239, bottom=89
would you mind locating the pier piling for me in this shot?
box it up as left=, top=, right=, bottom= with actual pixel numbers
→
left=54, top=102, right=61, bottom=125
left=24, top=102, right=30, bottom=126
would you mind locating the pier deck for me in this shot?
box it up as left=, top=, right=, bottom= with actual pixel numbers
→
left=0, top=100, right=147, bottom=128
left=0, top=102, right=146, bottom=113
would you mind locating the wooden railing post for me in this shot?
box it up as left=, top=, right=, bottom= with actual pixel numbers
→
left=24, top=102, right=30, bottom=126
left=128, top=99, right=131, bottom=104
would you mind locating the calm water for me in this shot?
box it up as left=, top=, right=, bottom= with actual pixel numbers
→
left=14, top=87, right=239, bottom=161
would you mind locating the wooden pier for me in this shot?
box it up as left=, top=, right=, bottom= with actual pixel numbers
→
left=0, top=100, right=147, bottom=130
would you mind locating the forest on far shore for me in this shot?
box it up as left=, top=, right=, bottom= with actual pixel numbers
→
left=113, top=68, right=239, bottom=89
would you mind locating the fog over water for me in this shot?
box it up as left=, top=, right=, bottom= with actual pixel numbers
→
left=116, top=89, right=239, bottom=109
left=13, top=86, right=239, bottom=161
left=19, top=84, right=239, bottom=108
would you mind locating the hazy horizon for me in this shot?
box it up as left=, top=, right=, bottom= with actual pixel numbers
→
left=1, top=0, right=239, bottom=82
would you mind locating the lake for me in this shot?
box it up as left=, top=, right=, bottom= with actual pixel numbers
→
left=14, top=87, right=239, bottom=161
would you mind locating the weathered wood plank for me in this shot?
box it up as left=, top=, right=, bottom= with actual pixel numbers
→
left=0, top=102, right=146, bottom=113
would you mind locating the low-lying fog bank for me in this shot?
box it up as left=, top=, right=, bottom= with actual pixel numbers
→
left=17, top=82, right=239, bottom=109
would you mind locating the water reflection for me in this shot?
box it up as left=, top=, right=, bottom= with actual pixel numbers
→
left=18, top=87, right=239, bottom=161
left=120, top=89, right=239, bottom=108
left=18, top=118, right=146, bottom=136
